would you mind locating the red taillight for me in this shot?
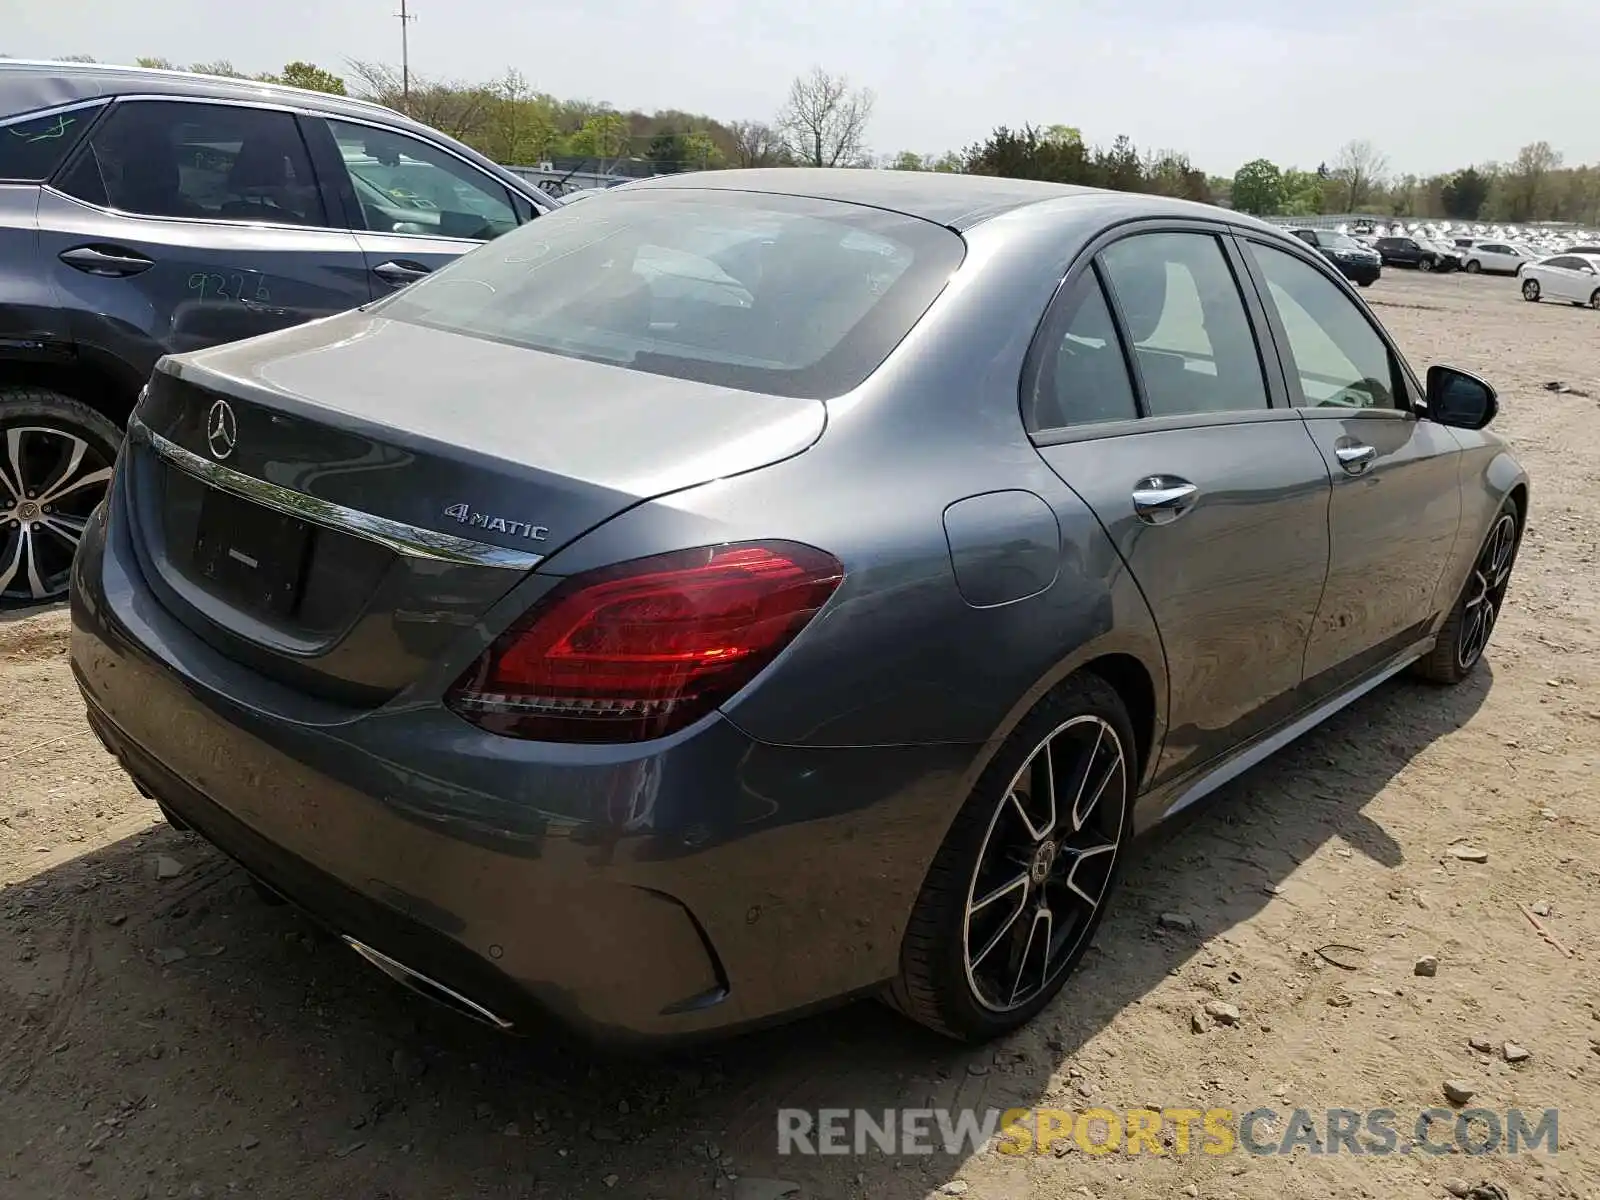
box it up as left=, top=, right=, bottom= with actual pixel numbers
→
left=445, top=541, right=844, bottom=743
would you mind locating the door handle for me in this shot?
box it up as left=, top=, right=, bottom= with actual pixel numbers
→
left=1334, top=442, right=1378, bottom=473
left=1131, top=477, right=1200, bottom=525
left=371, top=259, right=431, bottom=287
left=59, top=244, right=155, bottom=277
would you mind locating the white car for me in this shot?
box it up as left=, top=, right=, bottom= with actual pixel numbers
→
left=1462, top=241, right=1534, bottom=275
left=1520, top=253, right=1600, bottom=308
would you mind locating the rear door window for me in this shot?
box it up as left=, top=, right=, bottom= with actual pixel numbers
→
left=55, top=100, right=326, bottom=226
left=1097, top=231, right=1270, bottom=417
left=377, top=189, right=965, bottom=399
left=0, top=102, right=103, bottom=181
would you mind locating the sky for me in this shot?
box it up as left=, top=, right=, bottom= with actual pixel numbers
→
left=9, top=0, right=1600, bottom=177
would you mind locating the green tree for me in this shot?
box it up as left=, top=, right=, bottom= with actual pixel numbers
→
left=1281, top=168, right=1325, bottom=216
left=568, top=111, right=630, bottom=162
left=134, top=56, right=176, bottom=69
left=679, top=131, right=721, bottom=170
left=275, top=61, right=347, bottom=94
left=1440, top=167, right=1489, bottom=220
left=1231, top=158, right=1285, bottom=215
left=648, top=128, right=686, bottom=172
left=889, top=150, right=926, bottom=170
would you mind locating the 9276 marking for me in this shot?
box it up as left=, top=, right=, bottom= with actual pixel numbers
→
left=443, top=503, right=549, bottom=541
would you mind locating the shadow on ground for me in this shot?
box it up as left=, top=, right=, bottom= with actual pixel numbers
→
left=0, top=666, right=1491, bottom=1200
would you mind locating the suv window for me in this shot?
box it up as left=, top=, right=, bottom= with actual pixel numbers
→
left=1098, top=232, right=1269, bottom=417
left=0, top=103, right=101, bottom=181
left=327, top=120, right=517, bottom=241
left=1547, top=256, right=1589, bottom=271
left=56, top=101, right=325, bottom=225
left=1026, top=271, right=1139, bottom=432
left=1249, top=242, right=1398, bottom=410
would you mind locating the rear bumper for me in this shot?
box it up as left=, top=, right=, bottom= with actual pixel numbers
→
left=71, top=497, right=975, bottom=1045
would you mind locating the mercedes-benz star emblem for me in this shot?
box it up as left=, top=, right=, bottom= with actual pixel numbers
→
left=206, top=398, right=238, bottom=460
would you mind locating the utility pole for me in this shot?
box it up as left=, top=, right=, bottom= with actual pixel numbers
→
left=395, top=0, right=416, bottom=112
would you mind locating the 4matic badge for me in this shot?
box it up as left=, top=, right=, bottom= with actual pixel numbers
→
left=443, top=503, right=549, bottom=541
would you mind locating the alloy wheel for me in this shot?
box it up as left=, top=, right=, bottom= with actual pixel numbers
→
left=0, top=425, right=114, bottom=603
left=962, top=715, right=1128, bottom=1013
left=1522, top=279, right=1540, bottom=301
left=1456, top=512, right=1518, bottom=672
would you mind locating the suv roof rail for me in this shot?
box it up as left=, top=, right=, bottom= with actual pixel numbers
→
left=0, top=58, right=399, bottom=120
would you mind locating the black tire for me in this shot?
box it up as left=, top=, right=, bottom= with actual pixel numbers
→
left=1522, top=278, right=1541, bottom=302
left=1358, top=279, right=1374, bottom=288
left=1419, top=257, right=1434, bottom=272
left=1590, top=289, right=1600, bottom=310
left=886, top=672, right=1137, bottom=1042
left=1465, top=260, right=1481, bottom=274
left=1413, top=499, right=1521, bottom=685
left=0, top=387, right=122, bottom=607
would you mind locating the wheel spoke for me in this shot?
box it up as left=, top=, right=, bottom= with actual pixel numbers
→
left=39, top=464, right=113, bottom=508
left=1062, top=841, right=1118, bottom=907
left=1, top=428, right=26, bottom=502
left=1009, top=907, right=1051, bottom=1006
left=21, top=528, right=47, bottom=601
left=36, top=514, right=86, bottom=550
left=0, top=529, right=23, bottom=595
left=34, top=432, right=88, bottom=502
left=970, top=871, right=1029, bottom=916
left=970, top=886, right=1030, bottom=970
left=1008, top=782, right=1052, bottom=844
left=1065, top=723, right=1104, bottom=831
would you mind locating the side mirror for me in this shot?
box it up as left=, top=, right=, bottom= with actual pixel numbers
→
left=1426, top=365, right=1497, bottom=430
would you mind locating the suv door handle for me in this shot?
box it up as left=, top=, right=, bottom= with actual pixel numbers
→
left=1131, top=477, right=1200, bottom=525
left=371, top=259, right=431, bottom=287
left=59, top=244, right=155, bottom=277
left=1334, top=441, right=1378, bottom=472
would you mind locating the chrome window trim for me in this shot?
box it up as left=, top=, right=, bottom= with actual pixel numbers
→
left=129, top=416, right=543, bottom=571
left=41, top=184, right=362, bottom=236
left=0, top=96, right=110, bottom=129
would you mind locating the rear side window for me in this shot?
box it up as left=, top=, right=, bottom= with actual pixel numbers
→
left=0, top=103, right=101, bottom=181
left=1098, top=231, right=1269, bottom=417
left=56, top=100, right=326, bottom=226
left=1025, top=271, right=1138, bottom=432
left=377, top=189, right=965, bottom=399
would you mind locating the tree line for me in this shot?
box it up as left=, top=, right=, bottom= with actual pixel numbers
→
left=23, top=55, right=1600, bottom=224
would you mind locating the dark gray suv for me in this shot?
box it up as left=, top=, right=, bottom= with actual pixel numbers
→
left=0, top=60, right=555, bottom=604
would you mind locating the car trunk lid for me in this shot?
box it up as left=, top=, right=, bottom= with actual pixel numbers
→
left=123, top=309, right=825, bottom=706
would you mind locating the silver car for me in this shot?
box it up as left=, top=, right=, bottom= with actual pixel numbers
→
left=71, top=170, right=1528, bottom=1045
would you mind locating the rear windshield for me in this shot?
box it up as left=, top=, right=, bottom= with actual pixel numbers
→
left=375, top=188, right=966, bottom=399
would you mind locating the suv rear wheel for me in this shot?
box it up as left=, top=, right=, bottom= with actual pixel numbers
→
left=0, top=388, right=121, bottom=606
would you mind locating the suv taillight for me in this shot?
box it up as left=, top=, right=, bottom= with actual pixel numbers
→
left=445, top=541, right=844, bottom=743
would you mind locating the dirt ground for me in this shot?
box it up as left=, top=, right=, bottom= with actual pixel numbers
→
left=3, top=269, right=1598, bottom=1200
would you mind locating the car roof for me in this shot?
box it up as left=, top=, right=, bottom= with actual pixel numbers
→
left=0, top=58, right=404, bottom=129
left=618, top=167, right=1210, bottom=232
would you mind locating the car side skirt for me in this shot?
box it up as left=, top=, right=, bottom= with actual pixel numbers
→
left=1131, top=632, right=1435, bottom=833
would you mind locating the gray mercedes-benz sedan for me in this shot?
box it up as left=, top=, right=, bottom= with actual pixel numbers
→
left=70, top=169, right=1528, bottom=1045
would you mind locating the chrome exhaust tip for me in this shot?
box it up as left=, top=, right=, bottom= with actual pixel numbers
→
left=342, top=936, right=514, bottom=1031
